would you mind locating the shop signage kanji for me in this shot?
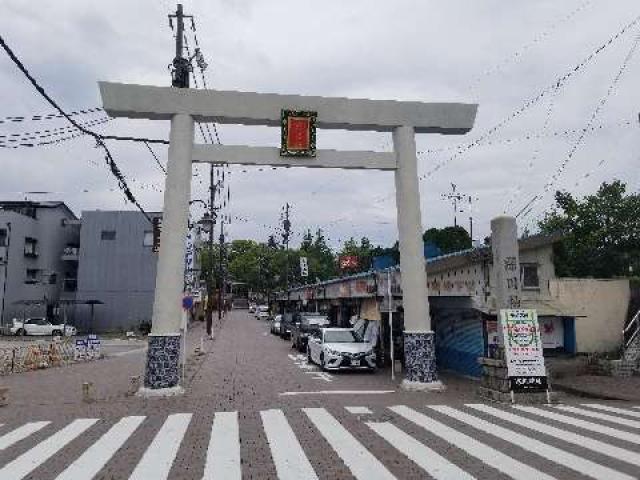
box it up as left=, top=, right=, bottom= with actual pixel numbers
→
left=280, top=109, right=316, bottom=157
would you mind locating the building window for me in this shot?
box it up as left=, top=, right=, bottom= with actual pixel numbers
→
left=0, top=229, right=6, bottom=247
left=25, top=269, right=39, bottom=284
left=24, top=237, right=38, bottom=257
left=49, top=273, right=58, bottom=285
left=521, top=263, right=540, bottom=289
left=143, top=231, right=154, bottom=247
left=101, top=230, right=116, bottom=241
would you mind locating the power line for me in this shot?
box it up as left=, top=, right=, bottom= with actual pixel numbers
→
left=421, top=12, right=640, bottom=181
left=0, top=33, right=152, bottom=222
left=516, top=29, right=640, bottom=219
left=0, top=107, right=103, bottom=124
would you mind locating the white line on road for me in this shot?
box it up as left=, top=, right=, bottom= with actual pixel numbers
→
left=513, top=406, right=640, bottom=444
left=129, top=413, right=192, bottom=480
left=0, top=419, right=98, bottom=480
left=467, top=404, right=640, bottom=468
left=280, top=390, right=395, bottom=396
left=367, top=421, right=476, bottom=480
left=202, top=411, right=241, bottom=480
left=303, top=408, right=396, bottom=480
left=56, top=416, right=145, bottom=480
left=261, top=409, right=318, bottom=480
left=580, top=404, right=640, bottom=419
left=390, top=406, right=555, bottom=480
left=0, top=421, right=50, bottom=450
left=430, top=405, right=633, bottom=480
left=555, top=405, right=640, bottom=429
left=345, top=407, right=373, bottom=415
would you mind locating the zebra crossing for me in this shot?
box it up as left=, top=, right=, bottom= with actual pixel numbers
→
left=0, top=403, right=639, bottom=479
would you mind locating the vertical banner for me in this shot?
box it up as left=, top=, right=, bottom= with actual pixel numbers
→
left=299, top=256, right=309, bottom=277
left=501, top=309, right=548, bottom=391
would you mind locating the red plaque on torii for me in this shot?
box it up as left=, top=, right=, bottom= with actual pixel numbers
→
left=280, top=109, right=316, bottom=157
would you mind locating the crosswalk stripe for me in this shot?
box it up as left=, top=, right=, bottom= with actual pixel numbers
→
left=0, top=421, right=50, bottom=451
left=202, top=412, right=241, bottom=480
left=303, top=407, right=396, bottom=480
left=55, top=416, right=145, bottom=480
left=556, top=405, right=640, bottom=429
left=467, top=404, right=640, bottom=468
left=430, top=405, right=633, bottom=480
left=367, top=421, right=475, bottom=480
left=514, top=406, right=640, bottom=444
left=581, top=404, right=640, bottom=419
left=390, top=405, right=555, bottom=480
left=129, top=413, right=192, bottom=480
left=345, top=407, right=373, bottom=415
left=0, top=419, right=98, bottom=480
left=261, top=409, right=318, bottom=480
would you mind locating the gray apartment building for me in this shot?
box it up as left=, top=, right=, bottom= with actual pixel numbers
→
left=75, top=211, right=161, bottom=332
left=0, top=201, right=80, bottom=330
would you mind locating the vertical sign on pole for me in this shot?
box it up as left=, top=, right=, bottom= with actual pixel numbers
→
left=501, top=309, right=548, bottom=392
left=387, top=270, right=394, bottom=381
left=299, top=256, right=309, bottom=277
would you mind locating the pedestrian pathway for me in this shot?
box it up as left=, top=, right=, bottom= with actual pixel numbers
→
left=0, top=403, right=639, bottom=479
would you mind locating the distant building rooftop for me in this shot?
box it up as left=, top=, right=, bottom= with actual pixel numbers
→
left=0, top=200, right=77, bottom=220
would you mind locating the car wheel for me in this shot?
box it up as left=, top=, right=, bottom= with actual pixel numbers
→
left=307, top=347, right=312, bottom=363
left=291, top=337, right=296, bottom=349
left=320, top=353, right=326, bottom=371
left=15, top=328, right=25, bottom=336
left=52, top=329, right=62, bottom=337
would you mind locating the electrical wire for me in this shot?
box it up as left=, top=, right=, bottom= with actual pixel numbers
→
left=516, top=29, right=640, bottom=219
left=0, top=33, right=152, bottom=222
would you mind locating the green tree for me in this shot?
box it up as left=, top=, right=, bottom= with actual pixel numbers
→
left=538, top=180, right=640, bottom=278
left=423, top=225, right=471, bottom=254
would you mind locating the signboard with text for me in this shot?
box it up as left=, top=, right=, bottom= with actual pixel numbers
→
left=299, top=256, right=309, bottom=277
left=501, top=309, right=548, bottom=391
left=280, top=109, right=317, bottom=157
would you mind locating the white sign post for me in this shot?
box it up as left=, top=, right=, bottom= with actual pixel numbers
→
left=501, top=309, right=548, bottom=394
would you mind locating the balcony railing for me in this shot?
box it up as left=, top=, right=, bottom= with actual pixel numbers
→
left=61, top=246, right=79, bottom=262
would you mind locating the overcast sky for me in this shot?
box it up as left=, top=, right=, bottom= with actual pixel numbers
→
left=1, top=0, right=639, bottom=249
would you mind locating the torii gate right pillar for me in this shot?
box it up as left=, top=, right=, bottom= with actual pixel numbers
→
left=394, top=126, right=442, bottom=390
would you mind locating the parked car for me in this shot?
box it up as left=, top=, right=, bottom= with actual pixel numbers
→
left=10, top=317, right=77, bottom=337
left=270, top=314, right=282, bottom=335
left=279, top=312, right=295, bottom=339
left=307, top=327, right=376, bottom=371
left=290, top=313, right=330, bottom=351
left=257, top=305, right=270, bottom=320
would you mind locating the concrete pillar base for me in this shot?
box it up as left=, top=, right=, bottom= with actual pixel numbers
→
left=402, top=331, right=442, bottom=387
left=136, top=385, right=185, bottom=398
left=400, top=379, right=446, bottom=392
left=143, top=333, right=181, bottom=390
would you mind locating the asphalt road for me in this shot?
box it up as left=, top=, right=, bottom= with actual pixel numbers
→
left=0, top=310, right=639, bottom=479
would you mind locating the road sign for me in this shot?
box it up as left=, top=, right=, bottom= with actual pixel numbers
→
left=299, top=256, right=309, bottom=277
left=152, top=217, right=162, bottom=253
left=182, top=296, right=194, bottom=310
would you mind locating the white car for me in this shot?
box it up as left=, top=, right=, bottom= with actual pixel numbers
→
left=256, top=305, right=269, bottom=320
left=307, top=327, right=376, bottom=371
left=10, top=317, right=77, bottom=337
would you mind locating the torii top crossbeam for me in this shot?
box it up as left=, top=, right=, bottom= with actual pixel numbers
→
left=99, top=82, right=476, bottom=134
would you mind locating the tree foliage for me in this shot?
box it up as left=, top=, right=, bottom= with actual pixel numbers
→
left=538, top=180, right=640, bottom=278
left=423, top=225, right=471, bottom=254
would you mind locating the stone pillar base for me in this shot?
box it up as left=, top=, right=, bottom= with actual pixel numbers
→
left=402, top=331, right=444, bottom=391
left=143, top=333, right=182, bottom=390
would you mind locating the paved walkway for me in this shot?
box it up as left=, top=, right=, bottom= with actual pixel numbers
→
left=554, top=375, right=640, bottom=402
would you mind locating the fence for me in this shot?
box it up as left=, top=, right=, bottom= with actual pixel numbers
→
left=0, top=337, right=101, bottom=375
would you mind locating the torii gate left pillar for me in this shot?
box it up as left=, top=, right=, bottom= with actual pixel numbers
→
left=99, top=81, right=477, bottom=394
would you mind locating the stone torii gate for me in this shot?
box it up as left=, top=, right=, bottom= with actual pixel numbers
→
left=99, top=81, right=477, bottom=394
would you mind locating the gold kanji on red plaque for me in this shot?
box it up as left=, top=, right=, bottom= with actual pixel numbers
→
left=280, top=109, right=316, bottom=157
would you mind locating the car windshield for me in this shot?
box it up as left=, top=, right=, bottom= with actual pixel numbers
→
left=324, top=330, right=362, bottom=343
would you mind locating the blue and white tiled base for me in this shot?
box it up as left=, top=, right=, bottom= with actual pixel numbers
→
left=142, top=333, right=182, bottom=393
left=401, top=331, right=445, bottom=392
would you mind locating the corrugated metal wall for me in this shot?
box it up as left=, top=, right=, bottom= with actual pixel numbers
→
left=435, top=310, right=483, bottom=377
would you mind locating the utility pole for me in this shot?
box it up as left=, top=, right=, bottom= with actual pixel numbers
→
left=441, top=183, right=463, bottom=227
left=218, top=220, right=225, bottom=322
left=205, top=165, right=217, bottom=336
left=282, top=203, right=291, bottom=305
left=168, top=4, right=191, bottom=88
left=0, top=223, right=11, bottom=333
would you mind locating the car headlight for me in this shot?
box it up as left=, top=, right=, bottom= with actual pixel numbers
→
left=326, top=348, right=341, bottom=356
left=364, top=349, right=374, bottom=356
